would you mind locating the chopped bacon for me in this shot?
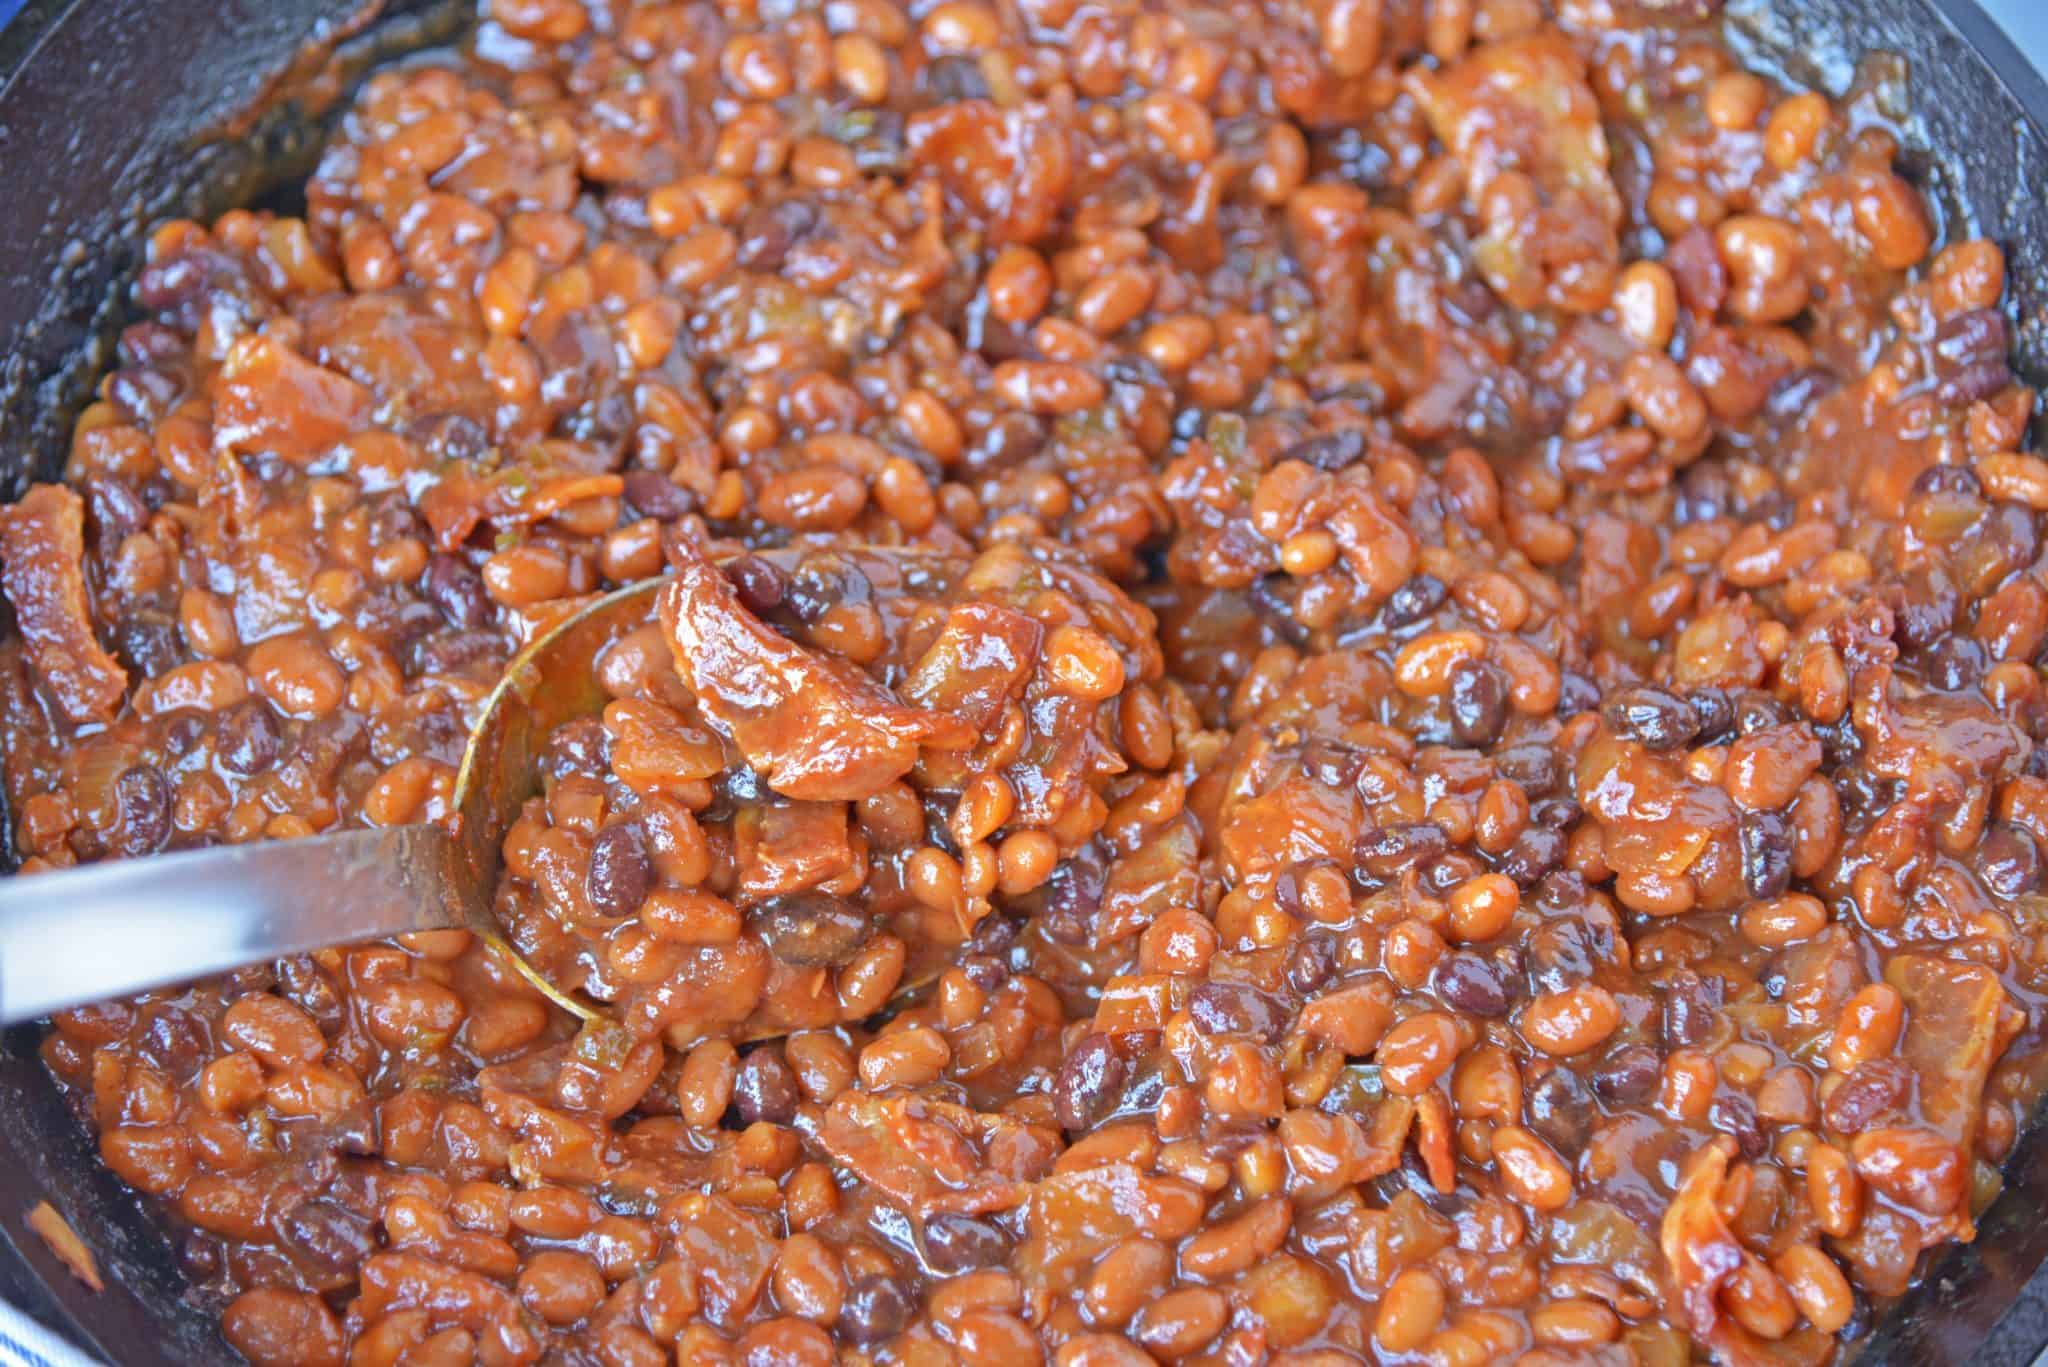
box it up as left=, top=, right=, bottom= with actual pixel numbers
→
left=0, top=484, right=128, bottom=722
left=1659, top=1138, right=1777, bottom=1367
left=658, top=539, right=972, bottom=802
left=818, top=1091, right=1028, bottom=1218
left=211, top=333, right=373, bottom=463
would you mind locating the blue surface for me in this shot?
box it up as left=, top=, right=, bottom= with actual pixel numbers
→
left=1983, top=0, right=2048, bottom=65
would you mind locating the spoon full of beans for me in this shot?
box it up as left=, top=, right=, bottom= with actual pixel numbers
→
left=0, top=541, right=1094, bottom=1036
left=0, top=572, right=670, bottom=1027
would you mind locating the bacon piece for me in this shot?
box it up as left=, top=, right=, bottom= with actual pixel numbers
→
left=211, top=333, right=373, bottom=463
left=658, top=540, right=972, bottom=802
left=0, top=484, right=127, bottom=722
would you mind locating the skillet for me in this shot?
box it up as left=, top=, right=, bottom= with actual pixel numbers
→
left=0, top=0, right=2045, bottom=1361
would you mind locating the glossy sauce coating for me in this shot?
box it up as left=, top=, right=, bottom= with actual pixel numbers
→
left=2, top=1, right=2046, bottom=1365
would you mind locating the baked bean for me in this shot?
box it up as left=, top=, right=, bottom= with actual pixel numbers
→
left=1491, top=1125, right=1573, bottom=1210
left=1718, top=215, right=1807, bottom=322
left=1376, top=1012, right=1462, bottom=1094
left=858, top=1026, right=950, bottom=1090
left=1448, top=873, right=1518, bottom=943
left=519, top=1250, right=605, bottom=1326
left=1828, top=983, right=1904, bottom=1073
left=988, top=247, right=1053, bottom=325
left=1765, top=92, right=1829, bottom=169
left=1772, top=1244, right=1853, bottom=1333
left=1375, top=1268, right=1445, bottom=1353
left=1520, top=984, right=1620, bottom=1056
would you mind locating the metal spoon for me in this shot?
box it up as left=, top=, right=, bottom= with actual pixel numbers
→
left=0, top=573, right=669, bottom=1025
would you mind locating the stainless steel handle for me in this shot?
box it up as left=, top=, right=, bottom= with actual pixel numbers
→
left=0, top=825, right=470, bottom=1024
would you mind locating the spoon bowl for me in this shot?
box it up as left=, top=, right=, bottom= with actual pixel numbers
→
left=0, top=557, right=944, bottom=1030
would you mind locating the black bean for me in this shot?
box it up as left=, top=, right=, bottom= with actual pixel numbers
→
left=89, top=479, right=152, bottom=545
left=1739, top=810, right=1794, bottom=899
left=1283, top=428, right=1367, bottom=472
left=1658, top=969, right=1722, bottom=1049
left=922, top=54, right=991, bottom=101
left=1555, top=671, right=1601, bottom=719
left=1938, top=360, right=2014, bottom=407
left=542, top=716, right=610, bottom=782
left=1354, top=822, right=1448, bottom=881
left=1933, top=306, right=2008, bottom=376
left=1494, top=745, right=1558, bottom=796
left=1687, top=687, right=1735, bottom=743
left=1526, top=1067, right=1593, bottom=1156
left=134, top=1006, right=210, bottom=1080
left=965, top=412, right=1047, bottom=472
left=114, top=615, right=183, bottom=678
left=112, top=765, right=172, bottom=857
left=958, top=953, right=1009, bottom=991
left=1911, top=462, right=1983, bottom=499
left=1285, top=934, right=1337, bottom=996
left=1532, top=872, right=1589, bottom=916
left=108, top=366, right=183, bottom=426
left=1823, top=1058, right=1912, bottom=1136
left=1675, top=460, right=1733, bottom=524
left=735, top=199, right=821, bottom=273
left=119, top=321, right=188, bottom=367
left=1894, top=572, right=1957, bottom=653
left=722, top=763, right=771, bottom=806
left=135, top=255, right=207, bottom=311
left=749, top=891, right=872, bottom=968
left=277, top=955, right=345, bottom=1035
left=425, top=553, right=492, bottom=630
left=784, top=562, right=847, bottom=625
left=415, top=628, right=501, bottom=675
left=326, top=1102, right=379, bottom=1156
left=1764, top=367, right=1838, bottom=421
left=1600, top=686, right=1700, bottom=750
left=841, top=1274, right=915, bottom=1345
left=733, top=1048, right=800, bottom=1125
left=162, top=714, right=206, bottom=758
left=278, top=1199, right=376, bottom=1276
left=1525, top=917, right=1595, bottom=995
left=178, top=1231, right=223, bottom=1283
left=1495, top=825, right=1566, bottom=888
left=1434, top=951, right=1512, bottom=1016
left=1301, top=738, right=1367, bottom=791
left=1447, top=659, right=1508, bottom=747
left=1187, top=982, right=1288, bottom=1042
left=1592, top=1044, right=1660, bottom=1104
left=622, top=470, right=694, bottom=521
left=1920, top=635, right=1984, bottom=691
left=965, top=913, right=1020, bottom=958
left=1734, top=692, right=1793, bottom=735
left=587, top=823, right=654, bottom=919
left=1053, top=1032, right=1127, bottom=1132
left=1038, top=842, right=1106, bottom=946
left=1711, top=1092, right=1766, bottom=1159
left=1976, top=823, right=2042, bottom=899
left=723, top=554, right=788, bottom=615
left=921, top=1214, right=1011, bottom=1274
left=1382, top=574, right=1447, bottom=628
left=410, top=412, right=492, bottom=464
left=1423, top=850, right=1484, bottom=895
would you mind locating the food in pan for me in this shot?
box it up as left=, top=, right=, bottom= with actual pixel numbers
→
left=1, top=0, right=2042, bottom=1362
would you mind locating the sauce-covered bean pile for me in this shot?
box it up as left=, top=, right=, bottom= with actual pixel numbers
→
left=2, top=0, right=2045, bottom=1362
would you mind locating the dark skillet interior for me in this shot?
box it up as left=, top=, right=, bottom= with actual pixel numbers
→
left=0, top=0, right=2044, bottom=1361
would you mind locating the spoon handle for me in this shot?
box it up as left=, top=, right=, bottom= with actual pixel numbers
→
left=0, top=826, right=470, bottom=1025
